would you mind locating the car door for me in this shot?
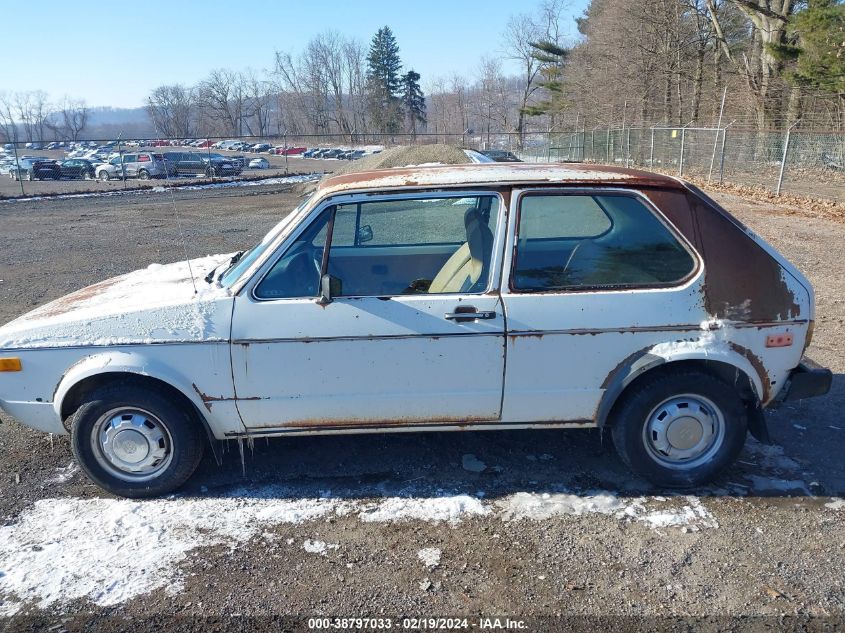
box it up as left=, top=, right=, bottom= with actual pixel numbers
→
left=500, top=188, right=703, bottom=424
left=121, top=154, right=137, bottom=178
left=229, top=190, right=507, bottom=432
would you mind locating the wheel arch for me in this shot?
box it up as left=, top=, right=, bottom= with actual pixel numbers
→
left=54, top=354, right=221, bottom=453
left=596, top=350, right=763, bottom=430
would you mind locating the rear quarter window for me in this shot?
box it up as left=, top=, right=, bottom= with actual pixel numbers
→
left=513, top=192, right=695, bottom=292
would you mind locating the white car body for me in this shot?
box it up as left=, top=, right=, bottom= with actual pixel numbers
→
left=0, top=163, right=830, bottom=495
left=248, top=157, right=269, bottom=169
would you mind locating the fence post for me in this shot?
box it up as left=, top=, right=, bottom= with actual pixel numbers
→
left=606, top=127, right=611, bottom=163
left=649, top=128, right=655, bottom=168
left=719, top=127, right=727, bottom=184
left=776, top=120, right=800, bottom=196
left=284, top=133, right=288, bottom=173
left=12, top=141, right=24, bottom=196
left=708, top=87, right=728, bottom=182
left=625, top=127, right=631, bottom=168
left=678, top=127, right=686, bottom=177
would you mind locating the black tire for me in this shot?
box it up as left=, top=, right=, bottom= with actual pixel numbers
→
left=70, top=382, right=205, bottom=498
left=26, top=171, right=34, bottom=181
left=610, top=370, right=747, bottom=489
left=138, top=169, right=150, bottom=180
left=205, top=167, right=214, bottom=178
left=99, top=170, right=111, bottom=182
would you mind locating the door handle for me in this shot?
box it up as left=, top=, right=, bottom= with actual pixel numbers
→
left=444, top=306, right=497, bottom=322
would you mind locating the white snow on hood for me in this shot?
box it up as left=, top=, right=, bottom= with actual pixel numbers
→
left=0, top=254, right=234, bottom=349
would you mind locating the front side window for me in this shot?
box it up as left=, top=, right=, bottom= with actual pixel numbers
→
left=255, top=194, right=500, bottom=299
left=512, top=193, right=695, bottom=291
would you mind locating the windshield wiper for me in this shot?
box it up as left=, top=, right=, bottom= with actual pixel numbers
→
left=203, top=251, right=244, bottom=284
left=212, top=250, right=246, bottom=283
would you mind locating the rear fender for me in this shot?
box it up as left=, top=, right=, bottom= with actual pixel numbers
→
left=596, top=343, right=765, bottom=428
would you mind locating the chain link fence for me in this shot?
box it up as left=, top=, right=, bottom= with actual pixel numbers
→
left=519, top=126, right=844, bottom=202
left=1, top=129, right=842, bottom=201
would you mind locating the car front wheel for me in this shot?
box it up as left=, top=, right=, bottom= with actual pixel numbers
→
left=138, top=170, right=150, bottom=180
left=99, top=171, right=111, bottom=182
left=610, top=369, right=747, bottom=489
left=70, top=382, right=205, bottom=497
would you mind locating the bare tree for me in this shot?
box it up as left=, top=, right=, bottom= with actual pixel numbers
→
left=0, top=92, right=18, bottom=143
left=503, top=13, right=543, bottom=148
left=706, top=0, right=797, bottom=128
left=147, top=85, right=195, bottom=138
left=199, top=69, right=249, bottom=136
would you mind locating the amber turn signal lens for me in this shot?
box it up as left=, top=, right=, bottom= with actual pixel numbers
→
left=0, top=358, right=22, bottom=372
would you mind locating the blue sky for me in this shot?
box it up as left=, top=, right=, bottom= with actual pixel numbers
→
left=4, top=0, right=588, bottom=108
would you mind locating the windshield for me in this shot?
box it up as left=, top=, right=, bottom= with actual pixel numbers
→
left=219, top=193, right=315, bottom=288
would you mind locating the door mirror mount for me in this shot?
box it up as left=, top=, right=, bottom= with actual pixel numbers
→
left=356, top=224, right=374, bottom=244
left=318, top=274, right=342, bottom=305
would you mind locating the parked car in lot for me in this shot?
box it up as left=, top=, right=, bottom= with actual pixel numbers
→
left=164, top=152, right=241, bottom=177
left=95, top=156, right=126, bottom=181
left=0, top=163, right=831, bottom=498
left=250, top=143, right=272, bottom=153
left=270, top=146, right=306, bottom=156
left=58, top=159, right=97, bottom=180
left=119, top=152, right=170, bottom=180
left=481, top=150, right=521, bottom=162
left=248, top=157, right=270, bottom=169
left=10, top=158, right=61, bottom=181
left=302, top=148, right=319, bottom=158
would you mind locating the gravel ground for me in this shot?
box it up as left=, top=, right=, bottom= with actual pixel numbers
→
left=0, top=182, right=843, bottom=631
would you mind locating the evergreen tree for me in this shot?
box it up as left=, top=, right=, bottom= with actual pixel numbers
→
left=771, top=0, right=845, bottom=95
left=522, top=40, right=569, bottom=128
left=366, top=26, right=403, bottom=133
left=402, top=70, right=427, bottom=137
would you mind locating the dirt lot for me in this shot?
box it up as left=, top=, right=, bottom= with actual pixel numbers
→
left=0, top=180, right=843, bottom=631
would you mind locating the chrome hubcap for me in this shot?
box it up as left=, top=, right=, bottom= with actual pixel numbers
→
left=643, top=394, right=725, bottom=470
left=92, top=408, right=173, bottom=482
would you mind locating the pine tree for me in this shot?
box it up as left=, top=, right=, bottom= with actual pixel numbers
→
left=366, top=26, right=403, bottom=134
left=775, top=0, right=845, bottom=95
left=522, top=40, right=569, bottom=128
left=402, top=70, right=427, bottom=137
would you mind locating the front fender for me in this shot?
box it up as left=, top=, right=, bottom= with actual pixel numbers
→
left=52, top=347, right=244, bottom=437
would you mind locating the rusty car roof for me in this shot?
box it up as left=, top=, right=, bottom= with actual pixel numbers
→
left=316, top=162, right=685, bottom=196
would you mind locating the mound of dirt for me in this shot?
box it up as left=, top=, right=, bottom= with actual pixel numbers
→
left=295, top=144, right=470, bottom=194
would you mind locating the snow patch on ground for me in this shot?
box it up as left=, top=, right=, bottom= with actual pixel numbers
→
left=0, top=488, right=715, bottom=615
left=495, top=491, right=718, bottom=529
left=302, top=540, right=339, bottom=556
left=824, top=499, right=845, bottom=510
left=417, top=548, right=442, bottom=569
left=357, top=495, right=489, bottom=524
left=43, top=462, right=80, bottom=485
left=744, top=475, right=810, bottom=494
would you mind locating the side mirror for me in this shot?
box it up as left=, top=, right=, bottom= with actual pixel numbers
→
left=318, top=274, right=342, bottom=305
left=356, top=224, right=374, bottom=244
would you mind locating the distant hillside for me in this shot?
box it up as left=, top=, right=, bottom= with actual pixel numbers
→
left=86, top=106, right=155, bottom=140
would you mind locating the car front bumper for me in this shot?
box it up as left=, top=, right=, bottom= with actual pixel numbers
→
left=0, top=399, right=67, bottom=435
left=781, top=358, right=833, bottom=401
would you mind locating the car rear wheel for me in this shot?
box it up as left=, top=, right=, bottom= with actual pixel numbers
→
left=70, top=382, right=205, bottom=498
left=205, top=167, right=214, bottom=178
left=610, top=370, right=747, bottom=489
left=138, top=169, right=150, bottom=180
left=26, top=171, right=34, bottom=181
left=99, top=171, right=111, bottom=182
